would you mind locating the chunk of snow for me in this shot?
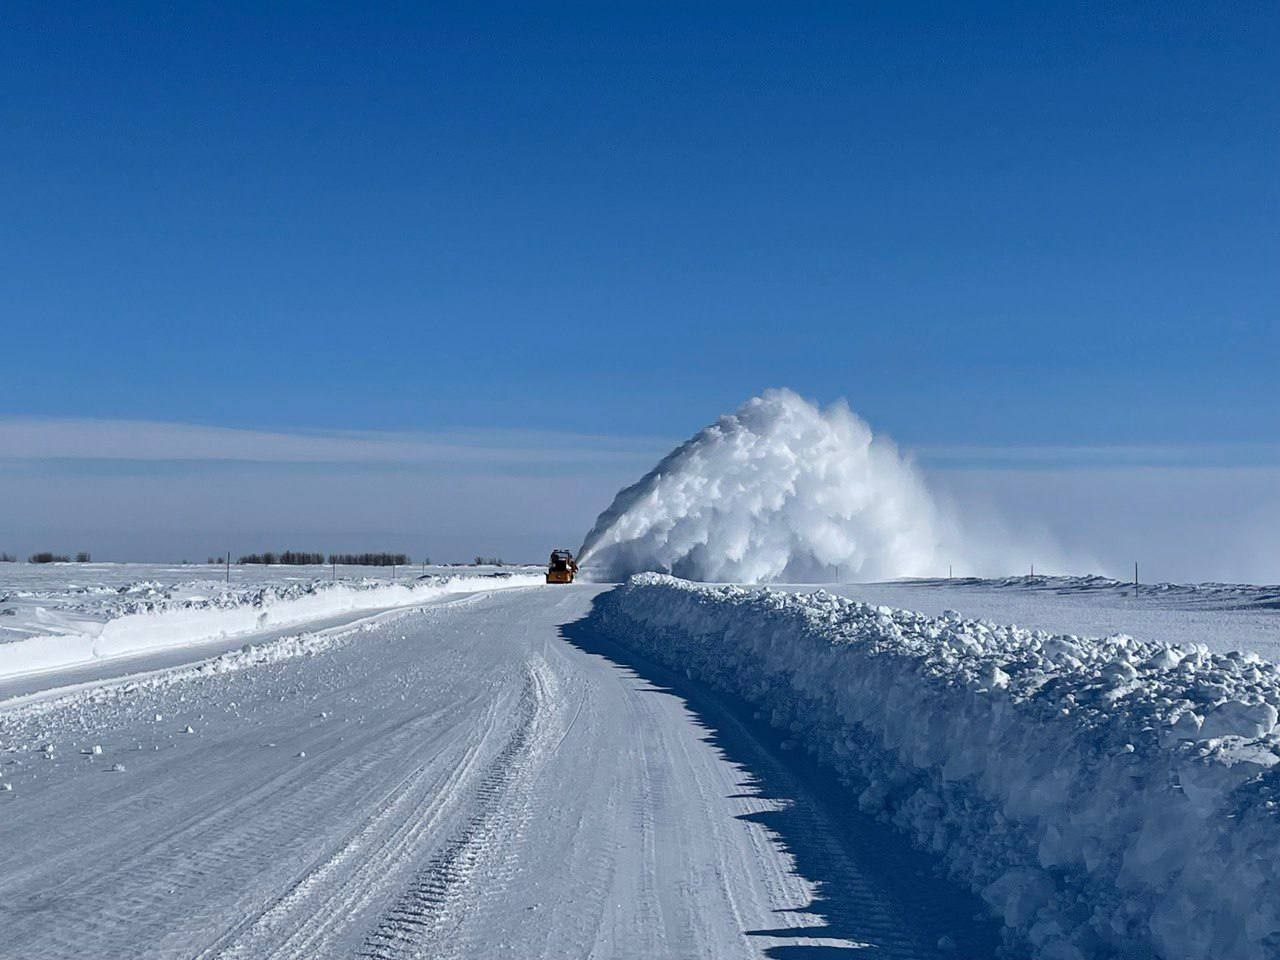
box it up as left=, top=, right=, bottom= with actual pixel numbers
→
left=1199, top=700, right=1278, bottom=740
left=1146, top=648, right=1183, bottom=671
left=982, top=665, right=1011, bottom=689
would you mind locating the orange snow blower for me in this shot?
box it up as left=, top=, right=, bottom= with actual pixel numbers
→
left=546, top=549, right=578, bottom=584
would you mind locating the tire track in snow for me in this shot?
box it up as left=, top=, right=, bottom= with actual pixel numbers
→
left=358, top=657, right=558, bottom=960
left=519, top=653, right=621, bottom=959
left=195, top=691, right=504, bottom=960
left=4, top=703, right=465, bottom=960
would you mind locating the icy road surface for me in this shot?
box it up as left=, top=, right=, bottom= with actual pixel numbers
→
left=0, top=584, right=993, bottom=960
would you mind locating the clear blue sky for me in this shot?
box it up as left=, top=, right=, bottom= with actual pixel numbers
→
left=2, top=4, right=1278, bottom=575
left=4, top=2, right=1276, bottom=444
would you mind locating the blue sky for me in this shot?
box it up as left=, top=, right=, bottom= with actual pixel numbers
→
left=2, top=3, right=1278, bottom=574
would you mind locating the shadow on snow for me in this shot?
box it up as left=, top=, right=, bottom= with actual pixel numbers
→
left=559, top=593, right=1003, bottom=960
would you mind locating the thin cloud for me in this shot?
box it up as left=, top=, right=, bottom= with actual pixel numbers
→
left=0, top=417, right=674, bottom=466
left=917, top=443, right=1280, bottom=470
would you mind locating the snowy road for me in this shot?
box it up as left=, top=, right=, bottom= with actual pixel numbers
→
left=0, top=584, right=994, bottom=959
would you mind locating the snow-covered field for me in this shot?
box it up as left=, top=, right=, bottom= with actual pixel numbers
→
left=818, top=575, right=1280, bottom=660
left=0, top=562, right=542, bottom=683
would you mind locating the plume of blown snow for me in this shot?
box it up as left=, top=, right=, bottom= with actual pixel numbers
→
left=579, top=389, right=970, bottom=583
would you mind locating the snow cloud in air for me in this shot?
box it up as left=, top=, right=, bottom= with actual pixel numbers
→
left=579, top=388, right=1007, bottom=583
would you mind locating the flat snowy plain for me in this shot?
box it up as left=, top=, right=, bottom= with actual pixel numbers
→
left=0, top=563, right=543, bottom=686
left=820, top=576, right=1280, bottom=660
left=0, top=561, right=538, bottom=647
left=1, top=565, right=1277, bottom=958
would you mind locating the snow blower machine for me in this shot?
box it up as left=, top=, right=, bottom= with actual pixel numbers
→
left=546, top=549, right=578, bottom=584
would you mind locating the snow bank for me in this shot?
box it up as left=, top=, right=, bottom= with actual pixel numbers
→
left=0, top=574, right=542, bottom=681
left=593, top=575, right=1280, bottom=960
left=579, top=389, right=964, bottom=582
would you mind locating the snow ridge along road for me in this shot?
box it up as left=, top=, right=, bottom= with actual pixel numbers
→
left=0, top=570, right=544, bottom=683
left=0, top=583, right=997, bottom=959
left=593, top=575, right=1280, bottom=960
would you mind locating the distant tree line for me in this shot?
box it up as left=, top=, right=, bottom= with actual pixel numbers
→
left=328, top=553, right=410, bottom=567
left=232, top=551, right=412, bottom=566
left=473, top=556, right=505, bottom=566
left=0, top=553, right=15, bottom=562
left=238, top=551, right=326, bottom=565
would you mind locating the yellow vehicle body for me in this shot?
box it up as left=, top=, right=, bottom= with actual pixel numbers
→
left=546, top=549, right=577, bottom=584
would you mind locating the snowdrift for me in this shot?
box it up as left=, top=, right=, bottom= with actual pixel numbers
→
left=0, top=573, right=542, bottom=681
left=591, top=575, right=1280, bottom=960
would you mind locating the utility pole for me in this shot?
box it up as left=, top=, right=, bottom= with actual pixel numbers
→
left=332, top=558, right=337, bottom=581
left=948, top=564, right=952, bottom=580
left=1030, top=562, right=1035, bottom=578
left=1134, top=561, right=1139, bottom=587
left=225, top=552, right=230, bottom=584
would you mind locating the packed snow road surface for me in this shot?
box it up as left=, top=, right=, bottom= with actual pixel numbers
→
left=0, top=584, right=987, bottom=960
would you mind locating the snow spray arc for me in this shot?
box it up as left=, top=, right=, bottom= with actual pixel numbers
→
left=578, top=388, right=962, bottom=583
